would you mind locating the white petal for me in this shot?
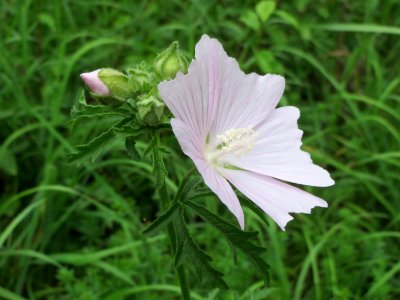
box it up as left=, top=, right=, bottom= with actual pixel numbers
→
left=170, top=118, right=202, bottom=160
left=196, top=160, right=245, bottom=229
left=158, top=34, right=233, bottom=144
left=159, top=34, right=285, bottom=151
left=80, top=69, right=109, bottom=95
left=220, top=168, right=328, bottom=230
left=222, top=106, right=334, bottom=187
left=209, top=72, right=285, bottom=146
left=170, top=118, right=245, bottom=229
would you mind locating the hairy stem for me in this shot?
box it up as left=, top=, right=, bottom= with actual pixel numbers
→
left=155, top=131, right=191, bottom=300
left=159, top=184, right=191, bottom=300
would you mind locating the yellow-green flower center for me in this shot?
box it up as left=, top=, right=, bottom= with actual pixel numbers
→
left=206, top=127, right=258, bottom=168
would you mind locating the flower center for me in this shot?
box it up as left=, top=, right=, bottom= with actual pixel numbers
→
left=206, top=127, right=258, bottom=167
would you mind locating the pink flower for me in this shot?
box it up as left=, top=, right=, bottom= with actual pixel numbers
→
left=80, top=69, right=109, bottom=95
left=158, top=35, right=334, bottom=230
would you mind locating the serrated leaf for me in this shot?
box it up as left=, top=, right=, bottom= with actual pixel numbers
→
left=0, top=147, right=18, bottom=176
left=185, top=201, right=270, bottom=284
left=176, top=175, right=203, bottom=203
left=67, top=129, right=116, bottom=165
left=143, top=203, right=180, bottom=236
left=70, top=104, right=129, bottom=132
left=68, top=119, right=129, bottom=165
left=256, top=1, right=276, bottom=22
left=71, top=104, right=128, bottom=118
left=125, top=136, right=141, bottom=161
left=114, top=124, right=142, bottom=138
left=173, top=208, right=228, bottom=290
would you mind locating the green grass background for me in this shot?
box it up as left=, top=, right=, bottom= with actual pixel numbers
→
left=1, top=0, right=400, bottom=299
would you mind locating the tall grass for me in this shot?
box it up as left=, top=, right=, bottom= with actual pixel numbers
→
left=1, top=0, right=399, bottom=299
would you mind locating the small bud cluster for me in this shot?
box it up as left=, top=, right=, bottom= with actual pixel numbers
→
left=80, top=41, right=188, bottom=126
left=154, top=41, right=188, bottom=80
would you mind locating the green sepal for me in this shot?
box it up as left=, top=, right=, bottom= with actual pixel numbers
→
left=98, top=68, right=131, bottom=100
left=127, top=62, right=154, bottom=95
left=137, top=94, right=165, bottom=126
left=91, top=92, right=126, bottom=107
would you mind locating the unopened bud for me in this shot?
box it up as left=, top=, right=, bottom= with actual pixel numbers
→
left=137, top=94, right=164, bottom=126
left=127, top=62, right=153, bottom=95
left=80, top=68, right=131, bottom=107
left=154, top=41, right=188, bottom=80
left=80, top=69, right=109, bottom=95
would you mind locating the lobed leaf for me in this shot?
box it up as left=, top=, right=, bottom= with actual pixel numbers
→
left=67, top=119, right=129, bottom=165
left=69, top=91, right=130, bottom=131
left=143, top=203, right=180, bottom=236
left=173, top=207, right=228, bottom=290
left=185, top=201, right=270, bottom=284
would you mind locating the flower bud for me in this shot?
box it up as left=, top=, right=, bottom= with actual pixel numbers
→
left=137, top=94, right=164, bottom=126
left=127, top=62, right=153, bottom=95
left=80, top=68, right=131, bottom=107
left=154, top=41, right=188, bottom=80
left=80, top=69, right=109, bottom=95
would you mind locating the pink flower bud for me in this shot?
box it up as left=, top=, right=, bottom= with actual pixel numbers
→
left=80, top=69, right=109, bottom=95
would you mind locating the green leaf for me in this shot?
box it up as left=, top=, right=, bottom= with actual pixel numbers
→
left=256, top=1, right=276, bottom=22
left=69, top=90, right=130, bottom=131
left=275, top=10, right=299, bottom=29
left=185, top=201, right=270, bottom=284
left=240, top=10, right=260, bottom=32
left=143, top=203, right=180, bottom=236
left=125, top=136, right=141, bottom=161
left=176, top=175, right=203, bottom=203
left=70, top=104, right=129, bottom=132
left=67, top=129, right=116, bottom=165
left=255, top=50, right=285, bottom=74
left=173, top=207, right=228, bottom=290
left=311, top=23, right=400, bottom=35
left=114, top=124, right=142, bottom=138
left=0, top=147, right=18, bottom=176
left=0, top=286, right=27, bottom=300
left=68, top=119, right=129, bottom=165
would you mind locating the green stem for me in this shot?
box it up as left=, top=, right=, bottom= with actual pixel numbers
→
left=154, top=130, right=191, bottom=300
left=159, top=184, right=191, bottom=300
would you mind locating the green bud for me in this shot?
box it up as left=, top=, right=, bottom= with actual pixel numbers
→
left=127, top=62, right=153, bottom=95
left=81, top=68, right=131, bottom=107
left=154, top=41, right=188, bottom=80
left=98, top=68, right=131, bottom=100
left=137, top=94, right=164, bottom=126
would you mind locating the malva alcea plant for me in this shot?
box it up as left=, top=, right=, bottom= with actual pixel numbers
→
left=72, top=34, right=334, bottom=298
